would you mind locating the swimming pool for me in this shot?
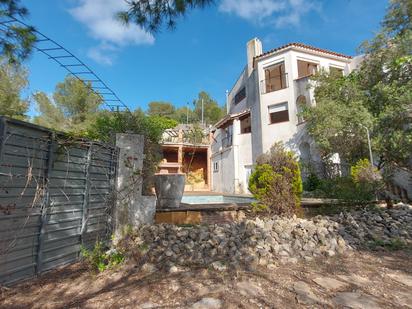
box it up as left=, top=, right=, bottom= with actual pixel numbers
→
left=181, top=195, right=255, bottom=205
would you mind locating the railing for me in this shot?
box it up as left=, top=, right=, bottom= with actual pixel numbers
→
left=162, top=129, right=210, bottom=145
left=260, top=73, right=288, bottom=94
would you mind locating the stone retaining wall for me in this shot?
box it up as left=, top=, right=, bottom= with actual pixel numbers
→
left=121, top=204, right=411, bottom=271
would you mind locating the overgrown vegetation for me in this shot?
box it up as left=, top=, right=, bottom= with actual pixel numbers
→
left=33, top=76, right=103, bottom=134
left=0, top=0, right=37, bottom=64
left=0, top=59, right=29, bottom=119
left=248, top=142, right=303, bottom=216
left=303, top=159, right=383, bottom=202
left=147, top=91, right=225, bottom=126
left=81, top=241, right=125, bottom=273
left=87, top=110, right=178, bottom=194
left=303, top=0, right=412, bottom=173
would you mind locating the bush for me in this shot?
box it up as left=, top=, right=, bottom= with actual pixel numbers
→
left=351, top=159, right=383, bottom=189
left=314, top=177, right=375, bottom=201
left=303, top=172, right=322, bottom=191
left=81, top=241, right=125, bottom=272
left=248, top=143, right=303, bottom=216
left=86, top=110, right=177, bottom=194
left=304, top=159, right=383, bottom=202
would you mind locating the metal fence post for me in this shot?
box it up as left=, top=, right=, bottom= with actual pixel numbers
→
left=35, top=132, right=55, bottom=275
left=80, top=143, right=93, bottom=244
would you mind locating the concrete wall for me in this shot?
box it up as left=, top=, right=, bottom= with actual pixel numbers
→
left=211, top=118, right=253, bottom=194
left=228, top=68, right=248, bottom=115
left=211, top=147, right=235, bottom=193
left=392, top=167, right=412, bottom=200
left=236, top=129, right=253, bottom=193
left=115, top=134, right=155, bottom=236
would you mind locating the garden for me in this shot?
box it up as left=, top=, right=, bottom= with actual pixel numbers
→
left=0, top=0, right=411, bottom=308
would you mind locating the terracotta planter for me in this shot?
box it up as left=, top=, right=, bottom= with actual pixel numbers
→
left=154, top=173, right=186, bottom=209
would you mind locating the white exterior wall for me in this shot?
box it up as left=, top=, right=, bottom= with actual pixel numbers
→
left=211, top=118, right=253, bottom=194
left=228, top=68, right=248, bottom=115
left=255, top=49, right=351, bottom=159
left=237, top=131, right=253, bottom=193
left=211, top=42, right=355, bottom=194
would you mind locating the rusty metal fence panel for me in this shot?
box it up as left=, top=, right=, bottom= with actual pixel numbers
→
left=0, top=117, right=117, bottom=285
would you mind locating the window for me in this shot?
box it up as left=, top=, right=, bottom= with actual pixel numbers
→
left=329, top=66, right=344, bottom=77
left=234, top=87, right=246, bottom=104
left=240, top=113, right=252, bottom=134
left=296, top=95, right=307, bottom=124
left=268, top=102, right=289, bottom=124
left=297, top=60, right=318, bottom=78
left=222, top=124, right=233, bottom=148
left=263, top=62, right=287, bottom=93
left=213, top=162, right=219, bottom=172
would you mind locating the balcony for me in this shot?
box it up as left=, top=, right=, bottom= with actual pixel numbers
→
left=260, top=73, right=288, bottom=94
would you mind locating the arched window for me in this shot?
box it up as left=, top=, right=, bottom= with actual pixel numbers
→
left=296, top=95, right=307, bottom=124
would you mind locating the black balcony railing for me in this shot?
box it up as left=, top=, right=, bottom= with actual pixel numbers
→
left=260, top=73, right=288, bottom=94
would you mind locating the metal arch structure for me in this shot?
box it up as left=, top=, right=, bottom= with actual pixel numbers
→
left=0, top=17, right=130, bottom=113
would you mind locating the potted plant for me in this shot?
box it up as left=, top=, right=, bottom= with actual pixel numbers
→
left=154, top=173, right=186, bottom=209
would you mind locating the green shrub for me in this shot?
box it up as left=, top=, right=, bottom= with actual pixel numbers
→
left=303, top=172, right=322, bottom=191
left=306, top=159, right=383, bottom=202
left=314, top=177, right=375, bottom=201
left=351, top=159, right=383, bottom=196
left=248, top=142, right=303, bottom=216
left=81, top=241, right=125, bottom=273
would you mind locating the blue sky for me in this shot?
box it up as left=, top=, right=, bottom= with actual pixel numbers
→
left=23, top=0, right=388, bottom=112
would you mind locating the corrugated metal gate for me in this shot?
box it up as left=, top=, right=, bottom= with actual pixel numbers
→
left=0, top=117, right=117, bottom=285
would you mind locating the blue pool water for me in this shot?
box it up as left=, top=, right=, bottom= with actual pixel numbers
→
left=181, top=195, right=255, bottom=205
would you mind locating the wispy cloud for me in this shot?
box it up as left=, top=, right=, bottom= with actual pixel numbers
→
left=68, top=0, right=154, bottom=65
left=219, top=0, right=320, bottom=27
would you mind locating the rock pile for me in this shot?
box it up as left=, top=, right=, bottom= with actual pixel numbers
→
left=124, top=204, right=411, bottom=270
left=130, top=216, right=348, bottom=269
left=331, top=204, right=412, bottom=246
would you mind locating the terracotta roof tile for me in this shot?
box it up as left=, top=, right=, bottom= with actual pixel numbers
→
left=254, top=42, right=352, bottom=61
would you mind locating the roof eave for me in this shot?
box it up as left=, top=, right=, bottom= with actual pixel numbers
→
left=254, top=45, right=352, bottom=66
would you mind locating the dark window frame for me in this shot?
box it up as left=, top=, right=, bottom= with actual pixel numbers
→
left=268, top=102, right=289, bottom=124
left=240, top=113, right=252, bottom=134
left=297, top=60, right=319, bottom=79
left=263, top=61, right=288, bottom=93
left=234, top=87, right=246, bottom=105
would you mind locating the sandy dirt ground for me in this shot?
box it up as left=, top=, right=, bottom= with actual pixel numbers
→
left=1, top=249, right=411, bottom=309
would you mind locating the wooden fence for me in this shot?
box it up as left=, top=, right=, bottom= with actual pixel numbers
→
left=0, top=117, right=117, bottom=285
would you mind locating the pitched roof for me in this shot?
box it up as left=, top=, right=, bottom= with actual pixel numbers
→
left=254, top=42, right=353, bottom=61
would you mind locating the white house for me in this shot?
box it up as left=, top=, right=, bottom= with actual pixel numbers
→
left=211, top=38, right=361, bottom=194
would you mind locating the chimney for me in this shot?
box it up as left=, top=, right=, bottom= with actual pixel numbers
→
left=247, top=38, right=263, bottom=76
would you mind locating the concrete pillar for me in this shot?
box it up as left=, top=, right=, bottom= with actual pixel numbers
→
left=115, top=133, right=156, bottom=237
